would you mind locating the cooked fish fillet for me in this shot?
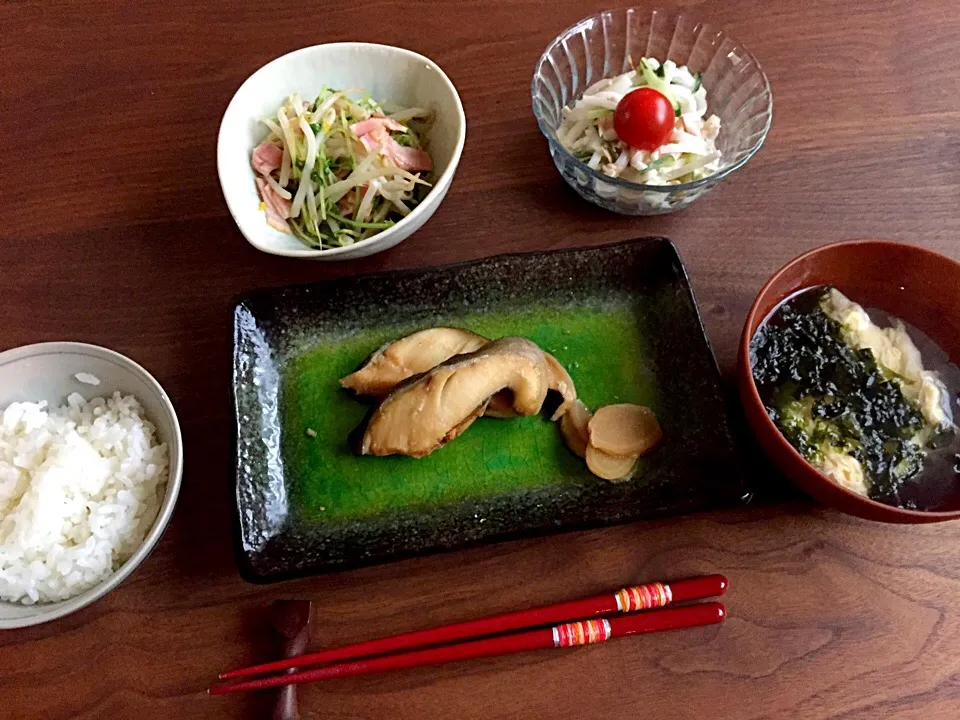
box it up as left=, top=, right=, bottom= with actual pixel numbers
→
left=343, top=327, right=576, bottom=419
left=545, top=353, right=577, bottom=420
left=360, top=337, right=550, bottom=457
left=341, top=327, right=488, bottom=397
left=484, top=352, right=576, bottom=419
left=484, top=391, right=519, bottom=419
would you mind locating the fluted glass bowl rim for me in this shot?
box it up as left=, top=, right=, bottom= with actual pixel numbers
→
left=531, top=8, right=773, bottom=194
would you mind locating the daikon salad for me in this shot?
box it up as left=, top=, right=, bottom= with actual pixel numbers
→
left=251, top=88, right=434, bottom=249
left=556, top=58, right=722, bottom=185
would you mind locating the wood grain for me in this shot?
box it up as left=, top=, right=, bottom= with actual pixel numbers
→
left=2, top=0, right=960, bottom=717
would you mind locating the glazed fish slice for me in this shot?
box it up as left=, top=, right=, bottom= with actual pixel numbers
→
left=340, top=327, right=487, bottom=397
left=360, top=337, right=550, bottom=458
left=341, top=327, right=578, bottom=418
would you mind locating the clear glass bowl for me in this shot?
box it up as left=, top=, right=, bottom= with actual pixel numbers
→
left=532, top=7, right=773, bottom=215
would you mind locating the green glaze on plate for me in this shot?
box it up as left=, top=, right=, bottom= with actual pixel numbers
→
left=232, top=238, right=745, bottom=582
left=282, top=302, right=657, bottom=522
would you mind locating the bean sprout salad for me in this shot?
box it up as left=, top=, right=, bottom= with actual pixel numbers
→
left=251, top=88, right=434, bottom=249
left=556, top=58, right=721, bottom=185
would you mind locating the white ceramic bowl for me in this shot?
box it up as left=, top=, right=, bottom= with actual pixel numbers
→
left=217, top=42, right=466, bottom=260
left=0, top=343, right=183, bottom=629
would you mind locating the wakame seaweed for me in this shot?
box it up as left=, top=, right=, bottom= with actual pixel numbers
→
left=750, top=288, right=927, bottom=505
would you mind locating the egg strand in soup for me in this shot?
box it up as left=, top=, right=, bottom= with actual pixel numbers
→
left=750, top=286, right=960, bottom=510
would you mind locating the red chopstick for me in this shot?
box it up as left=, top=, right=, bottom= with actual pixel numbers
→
left=210, top=601, right=725, bottom=696
left=219, top=574, right=727, bottom=681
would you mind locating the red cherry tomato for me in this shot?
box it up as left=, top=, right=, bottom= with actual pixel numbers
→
left=613, top=88, right=674, bottom=151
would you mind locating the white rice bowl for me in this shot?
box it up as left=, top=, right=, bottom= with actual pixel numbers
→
left=0, top=392, right=168, bottom=605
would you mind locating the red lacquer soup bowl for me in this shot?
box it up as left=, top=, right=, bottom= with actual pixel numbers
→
left=738, top=239, right=960, bottom=523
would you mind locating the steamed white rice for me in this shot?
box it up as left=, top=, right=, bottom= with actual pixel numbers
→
left=0, top=392, right=168, bottom=605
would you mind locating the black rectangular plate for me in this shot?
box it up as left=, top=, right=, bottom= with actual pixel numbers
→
left=232, top=238, right=746, bottom=582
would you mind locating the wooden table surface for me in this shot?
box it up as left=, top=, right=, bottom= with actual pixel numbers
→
left=3, top=0, right=960, bottom=717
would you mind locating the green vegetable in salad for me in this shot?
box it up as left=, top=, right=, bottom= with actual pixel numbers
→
left=557, top=57, right=721, bottom=185
left=251, top=87, right=435, bottom=250
left=636, top=58, right=679, bottom=111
